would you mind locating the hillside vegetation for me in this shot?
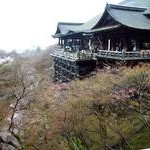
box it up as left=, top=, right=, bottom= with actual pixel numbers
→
left=0, top=48, right=150, bottom=149
left=21, top=63, right=150, bottom=149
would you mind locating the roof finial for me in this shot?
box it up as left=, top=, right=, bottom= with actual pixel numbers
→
left=105, top=0, right=109, bottom=7
left=105, top=0, right=108, bottom=5
left=104, top=0, right=109, bottom=8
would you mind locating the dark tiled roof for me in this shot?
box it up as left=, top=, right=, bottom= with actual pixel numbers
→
left=53, top=22, right=83, bottom=37
left=119, top=0, right=150, bottom=8
left=53, top=1, right=150, bottom=37
left=106, top=4, right=150, bottom=30
left=73, top=14, right=102, bottom=32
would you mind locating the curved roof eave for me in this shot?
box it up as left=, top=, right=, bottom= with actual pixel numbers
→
left=119, top=0, right=150, bottom=8
left=54, top=22, right=83, bottom=36
left=106, top=4, right=150, bottom=30
left=68, top=13, right=103, bottom=33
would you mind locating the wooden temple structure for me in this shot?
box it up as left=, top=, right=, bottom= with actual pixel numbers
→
left=51, top=0, right=150, bottom=82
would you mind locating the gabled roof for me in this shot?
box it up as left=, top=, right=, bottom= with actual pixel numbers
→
left=105, top=4, right=150, bottom=30
left=72, top=14, right=102, bottom=32
left=53, top=1, right=150, bottom=38
left=53, top=22, right=83, bottom=37
left=119, top=0, right=150, bottom=8
left=53, top=14, right=104, bottom=37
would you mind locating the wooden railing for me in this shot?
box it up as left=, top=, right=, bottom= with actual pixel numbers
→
left=51, top=50, right=93, bottom=60
left=97, top=50, right=150, bottom=60
left=51, top=49, right=150, bottom=61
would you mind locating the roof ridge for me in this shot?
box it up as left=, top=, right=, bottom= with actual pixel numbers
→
left=106, top=4, right=150, bottom=30
left=118, top=0, right=150, bottom=8
left=107, top=4, right=146, bottom=12
left=58, top=22, right=83, bottom=25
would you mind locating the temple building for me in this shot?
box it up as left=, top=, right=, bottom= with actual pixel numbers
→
left=51, top=0, right=150, bottom=82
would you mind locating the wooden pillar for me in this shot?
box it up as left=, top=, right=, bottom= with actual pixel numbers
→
left=104, top=36, right=107, bottom=50
left=58, top=38, right=61, bottom=45
left=80, top=38, right=84, bottom=50
left=136, top=40, right=141, bottom=51
left=64, top=38, right=67, bottom=49
left=112, top=38, right=116, bottom=51
left=89, top=39, right=91, bottom=50
left=110, top=37, right=114, bottom=51
left=82, top=38, right=85, bottom=50
left=122, top=37, right=128, bottom=52
left=72, top=39, right=75, bottom=45
left=62, top=39, right=65, bottom=49
left=108, top=38, right=111, bottom=51
left=60, top=38, right=63, bottom=48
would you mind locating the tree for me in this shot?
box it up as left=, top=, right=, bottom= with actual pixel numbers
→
left=0, top=60, right=35, bottom=149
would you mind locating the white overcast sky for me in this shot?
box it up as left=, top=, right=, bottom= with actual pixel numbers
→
left=0, top=0, right=121, bottom=52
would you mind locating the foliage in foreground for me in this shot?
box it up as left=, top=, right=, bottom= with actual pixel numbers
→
left=19, top=64, right=150, bottom=150
left=0, top=54, right=150, bottom=150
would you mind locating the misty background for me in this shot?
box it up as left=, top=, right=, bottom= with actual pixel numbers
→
left=0, top=0, right=121, bottom=52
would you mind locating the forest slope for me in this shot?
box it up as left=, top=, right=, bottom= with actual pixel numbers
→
left=0, top=48, right=150, bottom=150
